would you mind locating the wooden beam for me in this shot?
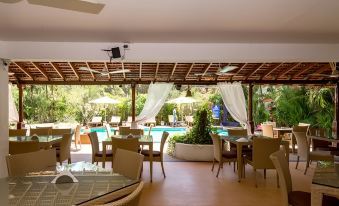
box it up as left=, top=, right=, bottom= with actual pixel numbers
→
left=122, top=62, right=126, bottom=79
left=13, top=62, right=34, bottom=80
left=231, top=63, right=247, bottom=81
left=305, top=63, right=331, bottom=80
left=17, top=84, right=24, bottom=129
left=291, top=63, right=315, bottom=79
left=104, top=62, right=111, bottom=81
left=245, top=63, right=265, bottom=80
left=50, top=62, right=65, bottom=80
left=185, top=63, right=195, bottom=80
left=261, top=63, right=283, bottom=80
left=202, top=63, right=213, bottom=77
left=276, top=63, right=301, bottom=79
left=68, top=62, right=80, bottom=80
left=32, top=62, right=49, bottom=80
left=131, top=83, right=136, bottom=122
left=154, top=63, right=159, bottom=81
left=85, top=62, right=96, bottom=80
left=139, top=63, right=142, bottom=80
left=248, top=83, right=254, bottom=134
left=17, top=79, right=335, bottom=86
left=169, top=63, right=177, bottom=81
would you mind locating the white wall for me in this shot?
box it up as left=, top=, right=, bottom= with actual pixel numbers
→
left=2, top=41, right=339, bottom=62
left=0, top=60, right=8, bottom=178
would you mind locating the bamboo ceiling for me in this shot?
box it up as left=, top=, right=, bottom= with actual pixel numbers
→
left=8, top=61, right=338, bottom=85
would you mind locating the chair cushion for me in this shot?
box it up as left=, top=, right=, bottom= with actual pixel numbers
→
left=288, top=191, right=339, bottom=206
left=222, top=150, right=237, bottom=159
left=141, top=150, right=161, bottom=157
left=95, top=150, right=113, bottom=157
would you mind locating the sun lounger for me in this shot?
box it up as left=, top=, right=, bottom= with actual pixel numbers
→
left=144, top=117, right=156, bottom=126
left=109, top=116, right=121, bottom=127
left=88, top=116, right=103, bottom=127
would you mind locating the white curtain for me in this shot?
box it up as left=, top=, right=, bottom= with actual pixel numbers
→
left=134, top=82, right=173, bottom=125
left=217, top=82, right=249, bottom=130
left=8, top=84, right=19, bottom=122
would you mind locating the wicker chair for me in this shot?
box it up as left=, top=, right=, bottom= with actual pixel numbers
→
left=9, top=129, right=27, bottom=137
left=56, top=133, right=72, bottom=165
left=9, top=141, right=40, bottom=155
left=261, top=124, right=274, bottom=138
left=88, top=132, right=113, bottom=166
left=210, top=133, right=237, bottom=177
left=30, top=128, right=51, bottom=136
left=113, top=148, right=144, bottom=180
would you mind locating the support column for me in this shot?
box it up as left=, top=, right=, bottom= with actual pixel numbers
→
left=248, top=83, right=254, bottom=134
left=334, top=83, right=339, bottom=139
left=131, top=83, right=136, bottom=122
left=0, top=61, right=9, bottom=177
left=17, top=84, right=24, bottom=129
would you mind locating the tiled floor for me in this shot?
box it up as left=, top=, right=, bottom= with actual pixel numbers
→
left=71, top=144, right=313, bottom=206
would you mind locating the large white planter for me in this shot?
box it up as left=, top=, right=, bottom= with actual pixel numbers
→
left=174, top=143, right=214, bottom=161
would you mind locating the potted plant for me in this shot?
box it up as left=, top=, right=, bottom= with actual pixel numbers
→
left=167, top=104, right=215, bottom=161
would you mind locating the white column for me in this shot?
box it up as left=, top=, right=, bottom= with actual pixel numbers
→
left=0, top=60, right=9, bottom=177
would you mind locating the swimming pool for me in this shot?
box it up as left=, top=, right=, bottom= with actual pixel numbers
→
left=82, top=127, right=228, bottom=143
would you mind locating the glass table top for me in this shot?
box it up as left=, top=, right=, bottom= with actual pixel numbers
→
left=2, top=162, right=138, bottom=206
left=9, top=135, right=63, bottom=143
left=312, top=161, right=339, bottom=188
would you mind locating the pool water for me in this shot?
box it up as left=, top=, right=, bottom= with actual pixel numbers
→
left=82, top=127, right=228, bottom=143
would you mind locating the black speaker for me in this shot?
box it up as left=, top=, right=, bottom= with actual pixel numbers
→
left=111, top=47, right=121, bottom=58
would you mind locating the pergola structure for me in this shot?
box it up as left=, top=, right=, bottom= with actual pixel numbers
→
left=7, top=60, right=339, bottom=138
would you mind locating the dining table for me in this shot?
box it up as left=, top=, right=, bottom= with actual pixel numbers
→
left=2, top=161, right=138, bottom=206
left=311, top=161, right=339, bottom=206
left=221, top=135, right=289, bottom=182
left=102, top=135, right=154, bottom=182
left=9, top=135, right=63, bottom=149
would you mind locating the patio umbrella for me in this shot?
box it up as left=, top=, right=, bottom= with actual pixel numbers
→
left=89, top=96, right=120, bottom=122
left=166, top=96, right=199, bottom=122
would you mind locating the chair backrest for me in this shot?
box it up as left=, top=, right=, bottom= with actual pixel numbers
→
left=51, top=128, right=71, bottom=136
left=30, top=128, right=51, bottom=136
left=113, top=149, right=144, bottom=180
left=6, top=149, right=57, bottom=177
left=58, top=133, right=71, bottom=162
left=160, top=132, right=169, bottom=155
left=168, top=115, right=174, bottom=123
left=129, top=129, right=144, bottom=135
left=147, top=124, right=154, bottom=137
left=293, top=131, right=310, bottom=159
left=104, top=181, right=144, bottom=206
left=261, top=124, right=274, bottom=138
left=111, top=137, right=139, bottom=155
left=105, top=124, right=113, bottom=138
left=210, top=133, right=222, bottom=162
left=88, top=132, right=100, bottom=154
left=9, top=141, right=40, bottom=155
left=9, top=129, right=27, bottom=137
left=228, top=128, right=247, bottom=136
left=92, top=116, right=102, bottom=123
left=252, top=137, right=281, bottom=169
left=110, top=116, right=121, bottom=123
left=119, top=126, right=131, bottom=135
left=270, top=149, right=292, bottom=206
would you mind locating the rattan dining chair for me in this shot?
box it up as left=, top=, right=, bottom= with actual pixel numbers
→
left=105, top=124, right=114, bottom=138
left=227, top=128, right=251, bottom=152
left=293, top=131, right=333, bottom=174
left=113, top=148, right=144, bottom=180
left=261, top=124, right=274, bottom=138
left=270, top=149, right=339, bottom=206
left=6, top=148, right=56, bottom=176
left=119, top=126, right=130, bottom=135
left=210, top=133, right=237, bottom=177
left=9, top=141, right=40, bottom=155
left=56, top=133, right=72, bottom=165
left=129, top=129, right=144, bottom=135
left=30, top=128, right=52, bottom=136
left=9, top=129, right=27, bottom=137
left=51, top=128, right=72, bottom=149
left=141, top=131, right=169, bottom=178
left=89, top=132, right=113, bottom=166
left=111, top=137, right=139, bottom=154
left=243, top=137, right=281, bottom=187
left=97, top=181, right=144, bottom=206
